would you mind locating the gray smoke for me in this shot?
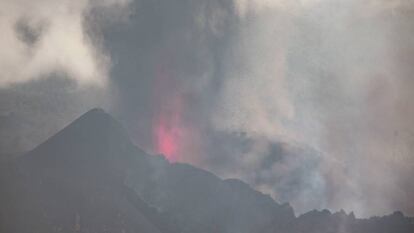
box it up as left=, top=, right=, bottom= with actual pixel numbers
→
left=206, top=0, right=414, bottom=217
left=1, top=0, right=414, bottom=218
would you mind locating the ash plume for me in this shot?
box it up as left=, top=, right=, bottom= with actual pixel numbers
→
left=1, top=0, right=414, bottom=218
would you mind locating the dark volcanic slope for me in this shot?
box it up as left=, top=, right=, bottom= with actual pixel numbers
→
left=0, top=109, right=413, bottom=233
left=0, top=109, right=179, bottom=233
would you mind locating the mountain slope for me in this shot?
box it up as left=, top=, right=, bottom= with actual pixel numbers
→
left=0, top=109, right=177, bottom=233
left=0, top=108, right=413, bottom=233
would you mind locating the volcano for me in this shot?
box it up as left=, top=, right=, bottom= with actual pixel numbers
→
left=0, top=109, right=413, bottom=233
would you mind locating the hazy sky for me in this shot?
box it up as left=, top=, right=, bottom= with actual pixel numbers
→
left=0, top=0, right=414, bottom=217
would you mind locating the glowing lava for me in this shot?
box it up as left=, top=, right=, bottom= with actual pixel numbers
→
left=156, top=127, right=176, bottom=159
left=154, top=113, right=181, bottom=162
left=152, top=59, right=184, bottom=162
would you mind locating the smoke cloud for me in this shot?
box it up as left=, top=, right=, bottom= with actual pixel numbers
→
left=1, top=0, right=414, bottom=218
left=212, top=0, right=414, bottom=217
left=199, top=0, right=414, bottom=217
left=0, top=0, right=123, bottom=86
left=0, top=0, right=130, bottom=152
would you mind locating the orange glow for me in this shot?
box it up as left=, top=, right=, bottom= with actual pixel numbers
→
left=152, top=59, right=183, bottom=162
left=154, top=114, right=180, bottom=162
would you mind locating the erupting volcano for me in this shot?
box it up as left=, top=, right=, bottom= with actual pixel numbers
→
left=152, top=60, right=184, bottom=162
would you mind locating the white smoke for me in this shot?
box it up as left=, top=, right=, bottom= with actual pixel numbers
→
left=0, top=0, right=130, bottom=87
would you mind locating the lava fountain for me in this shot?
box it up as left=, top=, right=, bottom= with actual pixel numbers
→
left=153, top=103, right=183, bottom=162
left=152, top=59, right=184, bottom=162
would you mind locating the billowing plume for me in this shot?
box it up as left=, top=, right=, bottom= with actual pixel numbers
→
left=211, top=0, right=414, bottom=216
left=1, top=0, right=414, bottom=219
left=0, top=0, right=130, bottom=87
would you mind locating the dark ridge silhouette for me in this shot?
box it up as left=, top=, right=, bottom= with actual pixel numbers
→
left=0, top=109, right=413, bottom=233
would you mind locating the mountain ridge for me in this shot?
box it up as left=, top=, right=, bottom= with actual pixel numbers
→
left=1, top=108, right=413, bottom=233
